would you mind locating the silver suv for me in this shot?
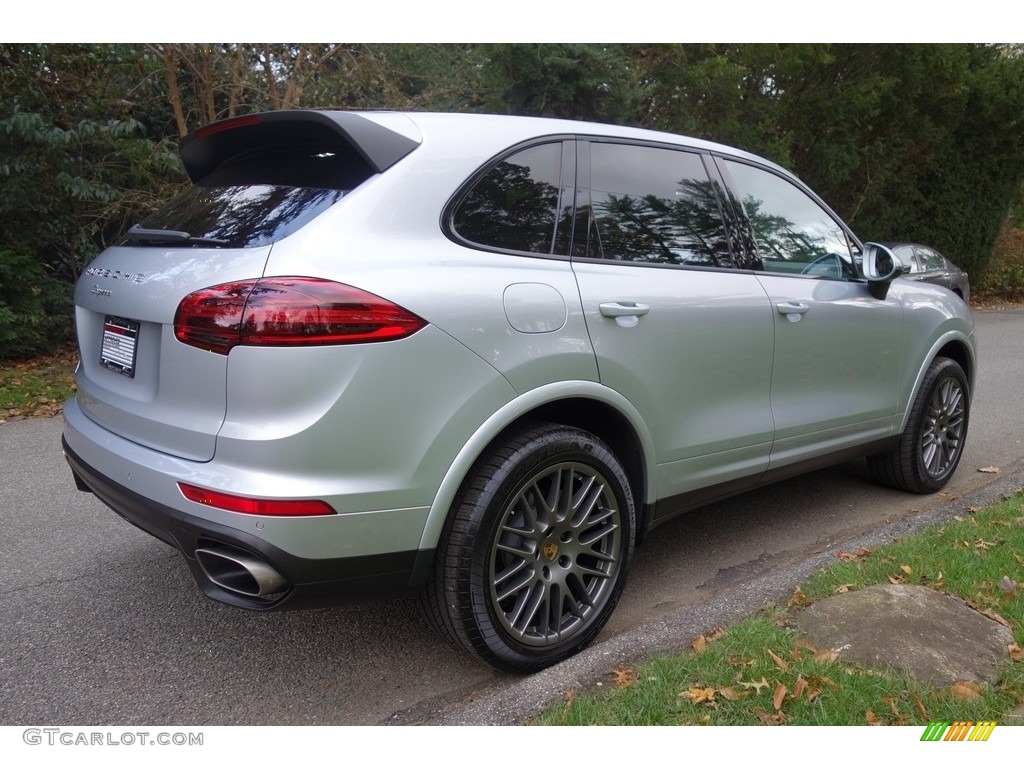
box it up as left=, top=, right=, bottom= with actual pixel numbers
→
left=63, top=110, right=975, bottom=672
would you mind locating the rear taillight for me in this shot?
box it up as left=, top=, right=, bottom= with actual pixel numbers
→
left=178, top=483, right=336, bottom=516
left=173, top=277, right=426, bottom=354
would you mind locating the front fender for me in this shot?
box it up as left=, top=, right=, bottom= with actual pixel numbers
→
left=893, top=281, right=977, bottom=432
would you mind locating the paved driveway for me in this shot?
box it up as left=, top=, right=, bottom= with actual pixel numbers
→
left=1, top=309, right=1021, bottom=725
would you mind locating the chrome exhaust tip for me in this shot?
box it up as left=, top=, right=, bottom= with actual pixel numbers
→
left=195, top=545, right=289, bottom=597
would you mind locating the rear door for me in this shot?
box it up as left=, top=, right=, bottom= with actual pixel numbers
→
left=572, top=140, right=775, bottom=508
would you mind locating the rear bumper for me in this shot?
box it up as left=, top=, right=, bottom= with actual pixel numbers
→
left=62, top=437, right=434, bottom=611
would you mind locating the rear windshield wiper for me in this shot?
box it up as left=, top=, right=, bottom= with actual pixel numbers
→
left=126, top=225, right=228, bottom=246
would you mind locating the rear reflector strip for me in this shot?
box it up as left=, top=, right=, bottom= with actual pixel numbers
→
left=178, top=483, right=336, bottom=516
left=194, top=114, right=261, bottom=139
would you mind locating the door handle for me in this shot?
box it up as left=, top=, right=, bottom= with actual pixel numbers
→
left=776, top=302, right=810, bottom=323
left=599, top=302, right=651, bottom=318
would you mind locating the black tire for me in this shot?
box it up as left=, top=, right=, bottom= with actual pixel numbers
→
left=867, top=357, right=969, bottom=493
left=421, top=421, right=635, bottom=673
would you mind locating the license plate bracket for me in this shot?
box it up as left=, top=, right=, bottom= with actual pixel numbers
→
left=100, top=315, right=140, bottom=378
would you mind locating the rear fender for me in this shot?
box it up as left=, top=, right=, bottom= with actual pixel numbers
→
left=417, top=382, right=657, bottom=552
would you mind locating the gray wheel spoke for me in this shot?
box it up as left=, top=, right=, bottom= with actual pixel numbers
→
left=493, top=559, right=534, bottom=600
left=573, top=561, right=615, bottom=579
left=489, top=460, right=624, bottom=648
left=578, top=520, right=618, bottom=546
left=569, top=475, right=600, bottom=524
left=919, top=374, right=966, bottom=478
left=495, top=538, right=534, bottom=558
left=513, top=582, right=547, bottom=634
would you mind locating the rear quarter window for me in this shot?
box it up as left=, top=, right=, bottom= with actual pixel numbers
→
left=450, top=143, right=569, bottom=255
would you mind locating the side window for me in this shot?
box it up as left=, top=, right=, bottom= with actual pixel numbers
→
left=723, top=160, right=855, bottom=279
left=894, top=245, right=920, bottom=272
left=585, top=143, right=732, bottom=267
left=917, top=246, right=946, bottom=271
left=452, top=143, right=565, bottom=255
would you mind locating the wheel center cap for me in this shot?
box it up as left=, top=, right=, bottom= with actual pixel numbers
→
left=542, top=541, right=559, bottom=561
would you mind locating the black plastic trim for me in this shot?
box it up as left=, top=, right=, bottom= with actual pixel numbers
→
left=63, top=438, right=432, bottom=611
left=649, top=437, right=897, bottom=529
left=180, top=110, right=420, bottom=182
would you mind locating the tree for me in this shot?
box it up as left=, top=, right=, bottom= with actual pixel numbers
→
left=0, top=44, right=183, bottom=358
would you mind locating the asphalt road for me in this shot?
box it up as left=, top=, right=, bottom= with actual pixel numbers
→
left=1, top=309, right=1022, bottom=726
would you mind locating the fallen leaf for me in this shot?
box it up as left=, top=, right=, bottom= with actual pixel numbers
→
left=772, top=682, right=787, bottom=711
left=1010, top=644, right=1024, bottom=662
left=813, top=649, right=840, bottom=663
left=949, top=680, right=982, bottom=700
left=887, top=573, right=906, bottom=584
left=755, top=709, right=785, bottom=725
left=834, top=583, right=855, bottom=594
left=766, top=648, right=790, bottom=672
left=719, top=686, right=751, bottom=701
left=679, top=686, right=716, bottom=705
left=837, top=547, right=871, bottom=562
left=612, top=668, right=637, bottom=687
left=900, top=564, right=913, bottom=575
left=790, top=675, right=808, bottom=702
left=739, top=676, right=770, bottom=693
left=691, top=634, right=707, bottom=653
left=788, top=586, right=812, bottom=608
left=978, top=466, right=1000, bottom=474
left=793, top=638, right=818, bottom=654
left=866, top=708, right=882, bottom=726
left=708, top=627, right=728, bottom=641
left=565, top=688, right=575, bottom=707
left=911, top=691, right=928, bottom=720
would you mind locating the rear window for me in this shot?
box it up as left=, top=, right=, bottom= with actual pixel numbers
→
left=131, top=143, right=372, bottom=248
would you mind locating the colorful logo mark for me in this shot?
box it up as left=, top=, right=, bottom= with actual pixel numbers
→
left=921, top=721, right=996, bottom=742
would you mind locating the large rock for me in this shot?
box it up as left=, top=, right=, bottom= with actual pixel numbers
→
left=795, top=584, right=1015, bottom=686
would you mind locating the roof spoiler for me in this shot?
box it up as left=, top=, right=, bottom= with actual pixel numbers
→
left=179, top=111, right=420, bottom=182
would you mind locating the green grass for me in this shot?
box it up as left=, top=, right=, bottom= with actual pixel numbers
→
left=0, top=348, right=78, bottom=421
left=535, top=494, right=1024, bottom=726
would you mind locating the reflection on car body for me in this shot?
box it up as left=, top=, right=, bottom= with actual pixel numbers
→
left=883, top=241, right=971, bottom=303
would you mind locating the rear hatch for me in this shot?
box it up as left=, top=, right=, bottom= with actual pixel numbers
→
left=73, top=111, right=420, bottom=461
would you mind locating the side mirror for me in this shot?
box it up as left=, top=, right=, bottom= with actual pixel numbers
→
left=862, top=242, right=905, bottom=299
